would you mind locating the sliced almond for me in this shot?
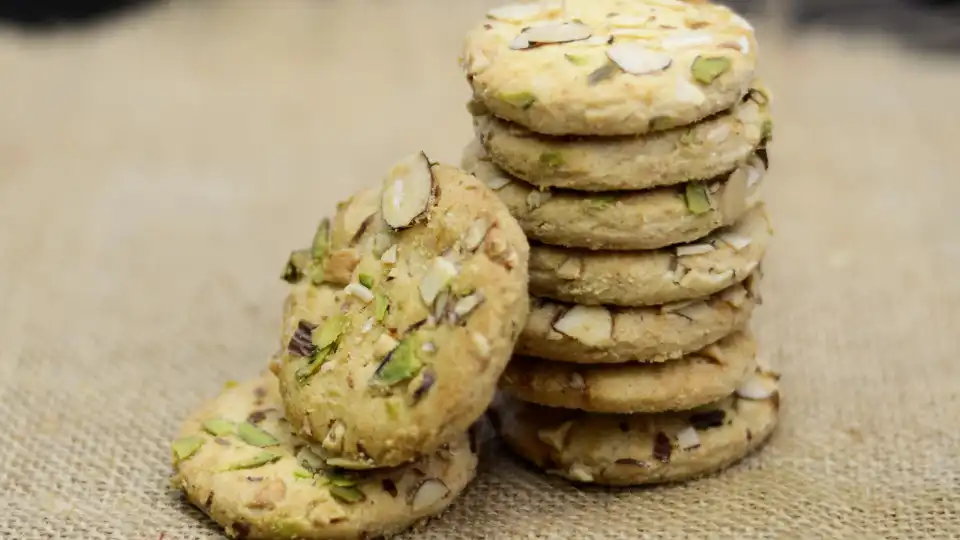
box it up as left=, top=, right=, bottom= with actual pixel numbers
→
left=373, top=333, right=399, bottom=359
left=360, top=317, right=375, bottom=334
left=585, top=35, right=614, bottom=45
left=486, top=3, right=545, bottom=22
left=567, top=462, right=594, bottom=483
left=419, top=257, right=459, bottom=305
left=676, top=243, right=716, bottom=257
left=661, top=31, right=714, bottom=49
left=409, top=478, right=450, bottom=512
left=676, top=426, right=701, bottom=450
left=470, top=332, right=492, bottom=358
left=483, top=174, right=512, bottom=191
left=525, top=189, right=552, bottom=210
left=382, top=152, right=435, bottom=230
left=718, top=232, right=752, bottom=251
left=556, top=258, right=583, bottom=280
left=659, top=299, right=698, bottom=313
left=345, top=283, right=374, bottom=303
left=321, top=421, right=346, bottom=453
left=569, top=372, right=586, bottom=390
left=608, top=15, right=653, bottom=28
left=719, top=284, right=749, bottom=307
left=552, top=305, right=613, bottom=348
left=699, top=343, right=727, bottom=365
left=519, top=22, right=592, bottom=48
left=380, top=245, right=398, bottom=264
left=509, top=35, right=532, bottom=50
left=537, top=420, right=573, bottom=452
left=607, top=43, right=672, bottom=75
left=736, top=373, right=778, bottom=400
left=453, top=293, right=484, bottom=319
left=463, top=218, right=493, bottom=252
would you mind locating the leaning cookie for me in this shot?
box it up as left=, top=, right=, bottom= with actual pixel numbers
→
left=519, top=276, right=758, bottom=364
left=530, top=205, right=770, bottom=307
left=502, top=331, right=756, bottom=413
left=275, top=153, right=530, bottom=468
left=171, top=374, right=478, bottom=540
left=463, top=140, right=765, bottom=251
left=462, top=0, right=758, bottom=135
left=471, top=87, right=770, bottom=191
left=492, top=368, right=779, bottom=486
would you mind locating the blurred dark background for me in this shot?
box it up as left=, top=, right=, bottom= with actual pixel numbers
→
left=2, top=0, right=957, bottom=52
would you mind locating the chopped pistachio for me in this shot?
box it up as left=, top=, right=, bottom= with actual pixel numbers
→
left=313, top=315, right=345, bottom=350
left=311, top=218, right=331, bottom=261
left=224, top=451, right=281, bottom=471
left=329, top=485, right=366, bottom=504
left=538, top=151, right=564, bottom=169
left=237, top=422, right=279, bottom=447
left=172, top=436, right=205, bottom=463
left=587, top=62, right=619, bottom=85
left=372, top=336, right=423, bottom=386
left=649, top=116, right=674, bottom=131
left=295, top=347, right=332, bottom=385
left=498, top=91, right=536, bottom=110
left=327, top=473, right=357, bottom=488
left=308, top=266, right=326, bottom=286
left=293, top=468, right=314, bottom=480
left=358, top=273, right=375, bottom=289
left=564, top=53, right=590, bottom=66
left=761, top=119, right=773, bottom=142
left=223, top=380, right=239, bottom=389
left=385, top=399, right=400, bottom=421
left=202, top=418, right=236, bottom=437
left=684, top=182, right=712, bottom=214
left=691, top=56, right=732, bottom=84
left=375, top=293, right=389, bottom=322
left=281, top=249, right=311, bottom=284
left=296, top=446, right=326, bottom=472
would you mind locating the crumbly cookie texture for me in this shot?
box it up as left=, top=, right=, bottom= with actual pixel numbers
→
left=493, top=368, right=780, bottom=486
left=171, top=374, right=478, bottom=540
left=471, top=86, right=770, bottom=191
left=529, top=205, right=770, bottom=307
left=462, top=139, right=765, bottom=251
left=518, top=275, right=759, bottom=364
left=275, top=153, right=530, bottom=468
left=462, top=0, right=758, bottom=135
left=501, top=331, right=755, bottom=413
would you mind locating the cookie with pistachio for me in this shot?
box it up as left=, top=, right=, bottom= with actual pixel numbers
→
left=471, top=86, right=770, bottom=191
left=518, top=275, right=759, bottom=364
left=462, top=0, right=758, bottom=136
left=274, top=152, right=530, bottom=468
left=529, top=205, right=770, bottom=307
left=171, top=374, right=478, bottom=540
left=462, top=139, right=765, bottom=251
left=501, top=331, right=756, bottom=413
left=492, top=367, right=780, bottom=486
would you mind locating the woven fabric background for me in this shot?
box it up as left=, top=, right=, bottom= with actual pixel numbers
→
left=1, top=1, right=958, bottom=538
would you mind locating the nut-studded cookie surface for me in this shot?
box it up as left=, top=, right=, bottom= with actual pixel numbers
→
left=462, top=0, right=759, bottom=135
left=275, top=153, right=530, bottom=468
left=171, top=374, right=478, bottom=540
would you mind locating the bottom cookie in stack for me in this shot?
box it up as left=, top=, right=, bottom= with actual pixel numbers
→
left=493, top=362, right=780, bottom=486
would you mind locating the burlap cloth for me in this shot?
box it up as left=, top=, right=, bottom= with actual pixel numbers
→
left=1, top=1, right=958, bottom=538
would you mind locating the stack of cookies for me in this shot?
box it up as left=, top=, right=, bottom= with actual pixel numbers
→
left=460, top=0, right=782, bottom=485
left=170, top=154, right=532, bottom=538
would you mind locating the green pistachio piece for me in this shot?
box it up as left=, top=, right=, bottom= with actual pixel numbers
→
left=330, top=485, right=366, bottom=504
left=538, top=151, right=564, bottom=169
left=372, top=337, right=423, bottom=386
left=684, top=182, right=712, bottom=215
left=202, top=418, right=236, bottom=437
left=761, top=119, right=773, bottom=142
left=466, top=99, right=489, bottom=116
left=691, top=56, right=732, bottom=84
left=237, top=422, right=279, bottom=447
left=587, top=62, right=618, bottom=86
left=293, top=468, right=314, bottom=480
left=282, top=249, right=311, bottom=284
left=358, top=273, right=375, bottom=289
left=311, top=218, right=331, bottom=261
left=224, top=451, right=281, bottom=471
left=309, top=266, right=326, bottom=286
left=498, top=91, right=536, bottom=110
left=327, top=473, right=358, bottom=487
left=313, top=315, right=345, bottom=350
left=385, top=399, right=400, bottom=421
left=375, top=293, right=389, bottom=322
left=649, top=116, right=674, bottom=131
left=564, top=53, right=590, bottom=66
left=172, top=436, right=205, bottom=463
left=295, top=346, right=332, bottom=385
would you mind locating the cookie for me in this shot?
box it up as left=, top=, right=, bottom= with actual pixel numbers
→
left=462, top=0, right=758, bottom=135
left=463, top=139, right=765, bottom=251
left=501, top=331, right=755, bottom=413
left=471, top=87, right=770, bottom=191
left=493, top=367, right=780, bottom=486
left=518, top=276, right=759, bottom=364
left=274, top=152, right=530, bottom=468
left=529, top=205, right=770, bottom=307
left=171, top=374, right=478, bottom=540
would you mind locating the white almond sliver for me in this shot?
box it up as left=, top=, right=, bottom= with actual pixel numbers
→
left=661, top=31, right=714, bottom=49
left=607, top=43, right=672, bottom=75
left=718, top=232, right=752, bottom=251
left=380, top=245, right=398, bottom=264
left=345, top=283, right=374, bottom=303
left=552, top=305, right=613, bottom=347
left=676, top=243, right=716, bottom=257
left=677, top=426, right=701, bottom=450
left=419, top=257, right=459, bottom=305
left=522, top=22, right=592, bottom=45
left=736, top=374, right=777, bottom=400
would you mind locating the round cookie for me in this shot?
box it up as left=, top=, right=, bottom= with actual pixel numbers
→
left=462, top=139, right=766, bottom=251
left=471, top=87, right=770, bottom=191
left=529, top=204, right=770, bottom=307
left=274, top=152, right=530, bottom=468
left=519, top=275, right=759, bottom=364
left=492, top=368, right=780, bottom=486
left=171, top=374, right=478, bottom=540
left=462, top=0, right=759, bottom=136
left=501, top=330, right=756, bottom=413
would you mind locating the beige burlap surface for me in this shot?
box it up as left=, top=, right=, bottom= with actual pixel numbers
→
left=1, top=1, right=958, bottom=538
